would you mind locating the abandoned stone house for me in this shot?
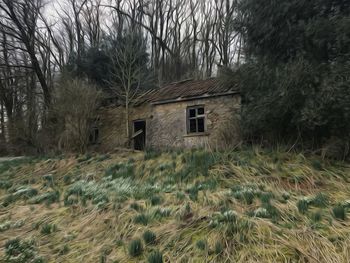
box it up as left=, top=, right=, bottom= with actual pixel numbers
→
left=95, top=78, right=241, bottom=151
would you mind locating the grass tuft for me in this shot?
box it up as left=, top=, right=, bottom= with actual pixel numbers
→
left=143, top=230, right=156, bottom=245
left=128, top=239, right=143, bottom=257
left=332, top=205, right=346, bottom=220
left=195, top=239, right=207, bottom=251
left=147, top=250, right=163, bottom=263
left=134, top=213, right=149, bottom=225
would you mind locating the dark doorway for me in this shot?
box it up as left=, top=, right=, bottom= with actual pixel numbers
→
left=133, top=120, right=146, bottom=151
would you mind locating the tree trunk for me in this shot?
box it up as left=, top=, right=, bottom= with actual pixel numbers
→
left=125, top=98, right=130, bottom=148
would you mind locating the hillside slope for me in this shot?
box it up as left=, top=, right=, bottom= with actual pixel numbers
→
left=0, top=149, right=350, bottom=263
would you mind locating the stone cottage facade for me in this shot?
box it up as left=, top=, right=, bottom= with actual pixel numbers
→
left=97, top=78, right=241, bottom=151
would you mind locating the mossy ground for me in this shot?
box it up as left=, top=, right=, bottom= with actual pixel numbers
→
left=0, top=148, right=350, bottom=262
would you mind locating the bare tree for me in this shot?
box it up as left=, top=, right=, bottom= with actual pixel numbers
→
left=108, top=31, right=152, bottom=146
left=0, top=0, right=51, bottom=107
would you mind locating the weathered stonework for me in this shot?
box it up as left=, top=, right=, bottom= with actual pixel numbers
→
left=98, top=94, right=241, bottom=151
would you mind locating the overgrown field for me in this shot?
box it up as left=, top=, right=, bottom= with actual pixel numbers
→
left=1, top=148, right=350, bottom=262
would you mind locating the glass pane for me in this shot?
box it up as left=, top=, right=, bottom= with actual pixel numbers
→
left=189, top=109, right=196, bottom=118
left=197, top=118, right=205, bottom=132
left=197, top=108, right=204, bottom=115
left=189, top=119, right=197, bottom=133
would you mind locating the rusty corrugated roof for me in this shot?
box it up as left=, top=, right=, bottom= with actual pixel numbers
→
left=144, top=78, right=239, bottom=104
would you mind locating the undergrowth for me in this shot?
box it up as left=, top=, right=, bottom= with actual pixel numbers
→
left=0, top=148, right=349, bottom=262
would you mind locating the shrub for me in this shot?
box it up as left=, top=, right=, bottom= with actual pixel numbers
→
left=147, top=250, right=163, bottom=263
left=128, top=239, right=143, bottom=257
left=134, top=214, right=149, bottom=225
left=332, top=205, right=346, bottom=220
left=143, top=230, right=156, bottom=245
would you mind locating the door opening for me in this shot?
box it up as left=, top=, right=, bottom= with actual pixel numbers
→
left=133, top=120, right=146, bottom=151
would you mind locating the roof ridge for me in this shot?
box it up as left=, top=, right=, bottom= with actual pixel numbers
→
left=162, top=77, right=217, bottom=88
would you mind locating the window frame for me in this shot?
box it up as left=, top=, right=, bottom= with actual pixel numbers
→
left=186, top=105, right=206, bottom=134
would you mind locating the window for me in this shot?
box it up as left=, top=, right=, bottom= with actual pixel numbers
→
left=187, top=106, right=205, bottom=134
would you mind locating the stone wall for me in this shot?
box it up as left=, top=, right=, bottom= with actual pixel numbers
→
left=98, top=105, right=152, bottom=151
left=98, top=94, right=241, bottom=151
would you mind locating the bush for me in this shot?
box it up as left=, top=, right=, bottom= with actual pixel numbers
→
left=143, top=230, right=156, bottom=245
left=128, top=239, right=143, bottom=257
left=147, top=250, right=163, bottom=263
left=53, top=78, right=101, bottom=153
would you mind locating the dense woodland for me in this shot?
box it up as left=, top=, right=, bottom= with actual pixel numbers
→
left=0, top=0, right=349, bottom=157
